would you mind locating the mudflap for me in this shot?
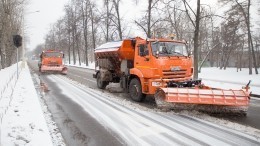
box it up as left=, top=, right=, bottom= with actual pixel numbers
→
left=61, top=67, right=68, bottom=75
left=154, top=88, right=249, bottom=115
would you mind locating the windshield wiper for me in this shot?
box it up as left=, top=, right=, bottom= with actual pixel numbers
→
left=160, top=47, right=170, bottom=58
left=172, top=51, right=185, bottom=56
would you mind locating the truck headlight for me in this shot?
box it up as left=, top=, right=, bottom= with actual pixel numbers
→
left=152, top=81, right=162, bottom=87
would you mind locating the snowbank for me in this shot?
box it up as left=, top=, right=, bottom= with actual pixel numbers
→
left=0, top=63, right=53, bottom=146
left=65, top=61, right=95, bottom=70
left=199, top=67, right=260, bottom=95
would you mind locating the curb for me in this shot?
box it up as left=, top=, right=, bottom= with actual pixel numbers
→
left=251, top=94, right=260, bottom=98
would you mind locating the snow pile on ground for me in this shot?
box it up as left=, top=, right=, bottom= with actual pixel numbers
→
left=65, top=61, right=95, bottom=70
left=199, top=67, right=260, bottom=95
left=0, top=63, right=64, bottom=146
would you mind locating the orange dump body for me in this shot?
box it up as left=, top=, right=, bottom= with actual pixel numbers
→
left=95, top=39, right=135, bottom=60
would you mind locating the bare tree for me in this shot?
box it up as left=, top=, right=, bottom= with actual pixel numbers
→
left=111, top=0, right=123, bottom=40
left=0, top=0, right=25, bottom=69
left=236, top=0, right=258, bottom=74
left=64, top=4, right=73, bottom=64
left=182, top=0, right=201, bottom=80
left=81, top=0, right=90, bottom=66
left=103, top=0, right=111, bottom=41
left=40, top=0, right=260, bottom=73
left=163, top=1, right=187, bottom=40
left=220, top=0, right=258, bottom=74
left=134, top=0, right=161, bottom=38
left=222, top=20, right=241, bottom=69
left=90, top=3, right=96, bottom=52
left=41, top=0, right=102, bottom=66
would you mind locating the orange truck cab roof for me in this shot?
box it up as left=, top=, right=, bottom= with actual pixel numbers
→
left=94, top=37, right=187, bottom=60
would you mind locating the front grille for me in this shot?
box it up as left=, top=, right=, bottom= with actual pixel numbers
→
left=48, top=61, right=59, bottom=66
left=162, top=69, right=187, bottom=79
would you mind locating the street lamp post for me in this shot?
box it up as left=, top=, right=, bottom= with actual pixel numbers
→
left=21, top=10, right=40, bottom=68
left=21, top=15, right=25, bottom=68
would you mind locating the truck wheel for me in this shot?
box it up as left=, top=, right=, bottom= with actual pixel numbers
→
left=97, top=72, right=108, bottom=89
left=129, top=78, right=145, bottom=102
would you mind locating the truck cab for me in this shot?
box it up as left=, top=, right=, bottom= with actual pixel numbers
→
left=133, top=38, right=193, bottom=95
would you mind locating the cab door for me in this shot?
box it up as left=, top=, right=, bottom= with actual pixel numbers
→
left=134, top=40, right=152, bottom=78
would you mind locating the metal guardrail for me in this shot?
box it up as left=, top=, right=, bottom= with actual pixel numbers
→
left=0, top=63, right=22, bottom=124
left=251, top=94, right=260, bottom=98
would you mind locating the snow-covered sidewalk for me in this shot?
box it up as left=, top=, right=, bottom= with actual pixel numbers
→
left=0, top=63, right=53, bottom=146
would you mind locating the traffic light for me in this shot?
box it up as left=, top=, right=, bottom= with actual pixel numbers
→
left=13, top=35, right=22, bottom=48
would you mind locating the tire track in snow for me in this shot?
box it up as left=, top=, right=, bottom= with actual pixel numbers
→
left=49, top=74, right=260, bottom=146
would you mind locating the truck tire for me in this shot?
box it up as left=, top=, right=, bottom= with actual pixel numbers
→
left=97, top=72, right=108, bottom=89
left=129, top=78, right=145, bottom=102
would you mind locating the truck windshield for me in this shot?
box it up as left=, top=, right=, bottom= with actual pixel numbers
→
left=151, top=42, right=188, bottom=57
left=43, top=52, right=62, bottom=58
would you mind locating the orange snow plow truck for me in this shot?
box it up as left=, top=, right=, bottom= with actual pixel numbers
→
left=93, top=37, right=250, bottom=115
left=38, top=50, right=68, bottom=74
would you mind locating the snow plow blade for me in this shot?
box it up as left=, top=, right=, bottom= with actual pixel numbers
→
left=154, top=88, right=250, bottom=115
left=41, top=65, right=67, bottom=75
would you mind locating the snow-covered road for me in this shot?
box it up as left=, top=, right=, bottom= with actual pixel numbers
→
left=45, top=74, right=260, bottom=145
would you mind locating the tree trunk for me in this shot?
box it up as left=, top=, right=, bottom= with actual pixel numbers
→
left=246, top=0, right=252, bottom=74
left=113, top=0, right=122, bottom=40
left=239, top=44, right=244, bottom=71
left=76, top=33, right=81, bottom=66
left=223, top=47, right=233, bottom=70
left=247, top=0, right=258, bottom=74
left=256, top=41, right=259, bottom=68
left=68, top=29, right=71, bottom=65
left=90, top=4, right=96, bottom=50
left=0, top=42, right=6, bottom=69
left=72, top=25, right=76, bottom=65
left=235, top=0, right=256, bottom=74
left=105, top=0, right=109, bottom=42
left=82, top=1, right=89, bottom=66
left=220, top=45, right=225, bottom=70
left=147, top=0, right=152, bottom=38
left=193, top=0, right=200, bottom=79
left=199, top=43, right=219, bottom=71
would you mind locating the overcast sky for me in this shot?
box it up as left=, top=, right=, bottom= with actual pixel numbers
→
left=25, top=0, right=259, bottom=51
left=25, top=0, right=144, bottom=50
left=25, top=0, right=69, bottom=50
